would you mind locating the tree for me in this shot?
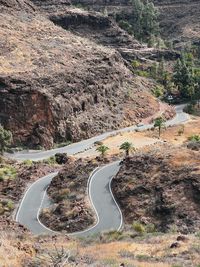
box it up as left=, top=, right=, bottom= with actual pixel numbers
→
left=154, top=117, right=165, bottom=138
left=120, top=142, right=135, bottom=157
left=131, top=0, right=144, bottom=40
left=0, top=125, right=12, bottom=155
left=118, top=20, right=133, bottom=35
left=173, top=55, right=195, bottom=99
left=129, top=0, right=159, bottom=42
left=142, top=0, right=159, bottom=39
left=96, top=145, right=109, bottom=158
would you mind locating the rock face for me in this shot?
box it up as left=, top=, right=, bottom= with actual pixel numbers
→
left=0, top=0, right=159, bottom=148
left=112, top=148, right=200, bottom=234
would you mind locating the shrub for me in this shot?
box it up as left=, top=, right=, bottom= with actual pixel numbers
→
left=43, top=156, right=56, bottom=165
left=136, top=70, right=149, bottom=77
left=118, top=20, right=133, bottom=35
left=131, top=60, right=141, bottom=69
left=54, top=188, right=70, bottom=202
left=23, top=159, right=33, bottom=166
left=0, top=166, right=17, bottom=181
left=152, top=85, right=164, bottom=98
left=188, top=135, right=200, bottom=142
left=132, top=221, right=146, bottom=234
left=0, top=199, right=14, bottom=215
left=6, top=200, right=14, bottom=210
left=105, top=230, right=124, bottom=241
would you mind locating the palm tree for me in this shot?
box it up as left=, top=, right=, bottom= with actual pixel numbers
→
left=120, top=142, right=135, bottom=157
left=154, top=117, right=165, bottom=138
left=96, top=145, right=109, bottom=158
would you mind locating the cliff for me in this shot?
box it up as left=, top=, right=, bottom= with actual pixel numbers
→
left=0, top=0, right=159, bottom=148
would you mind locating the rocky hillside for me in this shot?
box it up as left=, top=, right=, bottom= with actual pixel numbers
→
left=0, top=0, right=160, bottom=149
left=155, top=0, right=200, bottom=45
left=66, top=0, right=200, bottom=46
left=112, top=148, right=200, bottom=234
left=0, top=0, right=35, bottom=11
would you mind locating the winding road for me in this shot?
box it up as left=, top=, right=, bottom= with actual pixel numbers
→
left=14, top=104, right=189, bottom=236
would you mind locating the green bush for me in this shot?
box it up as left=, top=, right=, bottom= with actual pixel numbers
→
left=132, top=221, right=146, bottom=234
left=152, top=85, right=164, bottom=98
left=131, top=60, right=141, bottom=69
left=188, top=135, right=200, bottom=142
left=118, top=20, right=133, bottom=35
left=0, top=166, right=17, bottom=181
left=0, top=199, right=14, bottom=215
left=43, top=156, right=56, bottom=165
left=23, top=159, right=33, bottom=166
left=136, top=70, right=149, bottom=78
left=6, top=200, right=14, bottom=210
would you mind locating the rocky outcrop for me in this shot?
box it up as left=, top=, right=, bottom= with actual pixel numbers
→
left=0, top=1, right=160, bottom=148
left=49, top=9, right=140, bottom=49
left=112, top=148, right=200, bottom=234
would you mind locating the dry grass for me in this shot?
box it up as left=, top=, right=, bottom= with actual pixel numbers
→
left=76, top=131, right=159, bottom=159
left=169, top=148, right=200, bottom=168
left=1, top=230, right=200, bottom=266
left=148, top=116, right=200, bottom=146
left=0, top=232, right=35, bottom=267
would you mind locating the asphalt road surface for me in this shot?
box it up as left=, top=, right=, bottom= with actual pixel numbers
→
left=14, top=104, right=189, bottom=236
left=16, top=162, right=122, bottom=237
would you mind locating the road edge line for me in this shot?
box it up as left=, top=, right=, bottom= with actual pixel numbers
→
left=36, top=167, right=101, bottom=236
left=109, top=173, right=123, bottom=231
left=15, top=172, right=58, bottom=222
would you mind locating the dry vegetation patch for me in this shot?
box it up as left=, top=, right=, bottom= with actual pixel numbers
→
left=1, top=230, right=200, bottom=266
left=40, top=157, right=99, bottom=233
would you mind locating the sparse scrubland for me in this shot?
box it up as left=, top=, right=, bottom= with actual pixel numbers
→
left=1, top=0, right=200, bottom=266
